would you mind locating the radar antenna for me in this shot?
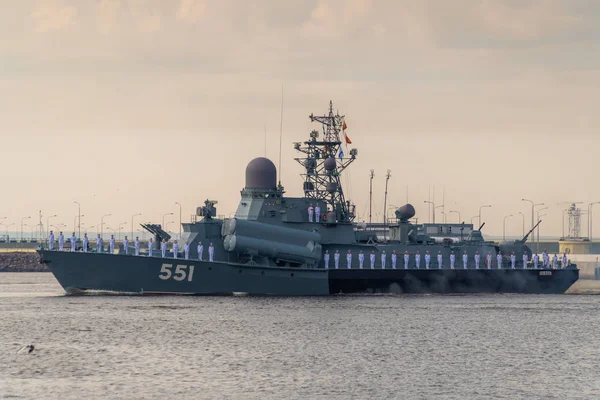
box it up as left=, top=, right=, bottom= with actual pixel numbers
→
left=294, top=101, right=358, bottom=222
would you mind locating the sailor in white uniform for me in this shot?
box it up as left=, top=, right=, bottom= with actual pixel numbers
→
left=161, top=239, right=167, bottom=258
left=551, top=254, right=558, bottom=269
left=173, top=240, right=179, bottom=259
left=474, top=251, right=480, bottom=269
left=148, top=238, right=154, bottom=257
left=184, top=241, right=190, bottom=260
left=109, top=235, right=115, bottom=254
left=496, top=252, right=503, bottom=269
left=123, top=236, right=129, bottom=255
left=315, top=204, right=321, bottom=223
left=96, top=234, right=103, bottom=253
left=70, top=232, right=77, bottom=252
left=486, top=251, right=492, bottom=269
left=391, top=250, right=397, bottom=269
left=370, top=250, right=376, bottom=269
left=58, top=231, right=64, bottom=251
left=358, top=250, right=364, bottom=269
left=542, top=249, right=549, bottom=269
left=135, top=237, right=141, bottom=256
left=308, top=204, right=314, bottom=222
left=415, top=251, right=421, bottom=269
left=209, top=242, right=215, bottom=262
left=462, top=250, right=468, bottom=269
left=561, top=253, right=568, bottom=268
left=48, top=231, right=54, bottom=251
left=323, top=250, right=330, bottom=269
left=522, top=252, right=529, bottom=269
left=403, top=251, right=410, bottom=269
left=533, top=253, right=539, bottom=269
left=333, top=250, right=340, bottom=269
left=346, top=250, right=352, bottom=269
left=510, top=252, right=516, bottom=269
left=197, top=241, right=203, bottom=261
left=381, top=250, right=386, bottom=269
left=437, top=251, right=443, bottom=269
left=424, top=251, right=431, bottom=269
left=83, top=233, right=88, bottom=252
left=449, top=251, right=456, bottom=269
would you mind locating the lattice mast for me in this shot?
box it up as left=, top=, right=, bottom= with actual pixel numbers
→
left=294, top=101, right=358, bottom=222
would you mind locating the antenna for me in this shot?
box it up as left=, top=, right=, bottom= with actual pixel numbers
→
left=369, top=170, right=375, bottom=225
left=383, top=170, right=391, bottom=224
left=278, top=84, right=283, bottom=186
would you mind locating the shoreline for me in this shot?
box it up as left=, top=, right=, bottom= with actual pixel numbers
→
left=0, top=252, right=48, bottom=272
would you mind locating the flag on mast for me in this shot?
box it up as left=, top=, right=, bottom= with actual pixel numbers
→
left=342, top=119, right=352, bottom=144
left=338, top=147, right=344, bottom=159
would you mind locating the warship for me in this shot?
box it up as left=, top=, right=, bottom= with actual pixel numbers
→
left=38, top=102, right=579, bottom=295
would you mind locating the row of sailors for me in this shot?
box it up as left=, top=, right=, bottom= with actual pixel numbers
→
left=47, top=231, right=215, bottom=261
left=322, top=249, right=569, bottom=269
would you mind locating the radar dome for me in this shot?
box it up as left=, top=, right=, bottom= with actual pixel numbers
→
left=245, top=157, right=277, bottom=189
left=324, top=157, right=336, bottom=171
left=395, top=204, right=416, bottom=221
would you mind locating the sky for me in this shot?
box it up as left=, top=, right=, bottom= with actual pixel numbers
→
left=1, top=0, right=600, bottom=239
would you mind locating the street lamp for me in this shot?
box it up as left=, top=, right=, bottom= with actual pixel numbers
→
left=118, top=222, right=127, bottom=241
left=47, top=214, right=57, bottom=240
left=536, top=206, right=548, bottom=252
left=449, top=210, right=460, bottom=223
left=20, top=216, right=31, bottom=241
left=131, top=213, right=142, bottom=241
left=5, top=223, right=14, bottom=239
left=440, top=211, right=447, bottom=224
left=424, top=201, right=434, bottom=223
left=175, top=202, right=182, bottom=241
left=434, top=205, right=444, bottom=224
left=74, top=201, right=81, bottom=240
left=73, top=215, right=84, bottom=237
left=162, top=212, right=173, bottom=229
left=588, top=202, right=600, bottom=242
left=86, top=225, right=95, bottom=234
left=478, top=205, right=491, bottom=226
left=503, top=214, right=513, bottom=241
left=165, top=220, right=174, bottom=233
left=100, top=214, right=111, bottom=237
left=518, top=212, right=525, bottom=237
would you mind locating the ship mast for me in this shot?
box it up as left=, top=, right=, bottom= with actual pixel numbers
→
left=294, top=101, right=358, bottom=222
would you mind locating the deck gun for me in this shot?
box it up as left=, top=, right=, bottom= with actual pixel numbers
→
left=140, top=223, right=172, bottom=246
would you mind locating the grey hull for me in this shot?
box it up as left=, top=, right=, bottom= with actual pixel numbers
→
left=39, top=250, right=329, bottom=296
left=39, top=250, right=578, bottom=295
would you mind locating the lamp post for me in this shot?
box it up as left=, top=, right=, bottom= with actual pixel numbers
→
left=588, top=202, right=600, bottom=242
left=518, top=212, right=525, bottom=237
left=449, top=210, right=460, bottom=223
left=175, top=202, right=182, bottom=241
left=503, top=214, right=513, bottom=241
left=440, top=211, right=446, bottom=224
left=162, top=213, right=173, bottom=229
left=434, top=205, right=444, bottom=224
left=5, top=223, right=14, bottom=239
left=165, top=220, right=174, bottom=234
left=478, top=205, right=491, bottom=227
left=74, top=201, right=81, bottom=240
left=100, top=214, right=111, bottom=238
left=118, top=222, right=127, bottom=241
left=46, top=214, right=57, bottom=240
left=424, top=201, right=434, bottom=223
left=86, top=225, right=95, bottom=234
left=536, top=206, right=548, bottom=252
left=20, top=217, right=31, bottom=241
left=131, top=213, right=141, bottom=241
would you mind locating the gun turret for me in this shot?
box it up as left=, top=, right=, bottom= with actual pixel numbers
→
left=197, top=199, right=218, bottom=219
left=140, top=223, right=171, bottom=244
left=519, top=220, right=542, bottom=244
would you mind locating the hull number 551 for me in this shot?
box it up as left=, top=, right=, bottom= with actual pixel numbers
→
left=159, top=264, right=195, bottom=282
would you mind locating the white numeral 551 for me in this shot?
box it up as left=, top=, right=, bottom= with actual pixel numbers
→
left=158, top=264, right=195, bottom=282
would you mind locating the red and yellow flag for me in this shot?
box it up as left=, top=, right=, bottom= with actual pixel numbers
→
left=344, top=134, right=352, bottom=144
